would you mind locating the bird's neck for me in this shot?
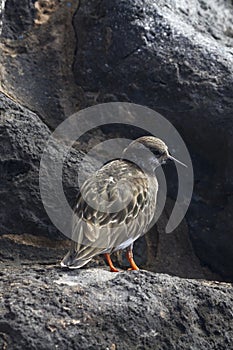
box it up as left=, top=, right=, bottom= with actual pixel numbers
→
left=122, top=153, right=160, bottom=175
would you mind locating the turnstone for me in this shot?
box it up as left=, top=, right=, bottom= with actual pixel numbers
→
left=61, top=136, right=186, bottom=272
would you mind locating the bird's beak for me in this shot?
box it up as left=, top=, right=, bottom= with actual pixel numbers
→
left=168, top=154, right=187, bottom=168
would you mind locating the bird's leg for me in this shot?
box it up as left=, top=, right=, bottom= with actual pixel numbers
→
left=104, top=253, right=119, bottom=272
left=126, top=247, right=139, bottom=271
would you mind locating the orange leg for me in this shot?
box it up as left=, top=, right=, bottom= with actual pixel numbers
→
left=126, top=249, right=139, bottom=271
left=104, top=253, right=119, bottom=272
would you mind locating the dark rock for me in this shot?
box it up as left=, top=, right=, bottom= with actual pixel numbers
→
left=1, top=0, right=81, bottom=128
left=73, top=0, right=233, bottom=279
left=0, top=93, right=83, bottom=238
left=0, top=255, right=232, bottom=350
left=1, top=0, right=36, bottom=40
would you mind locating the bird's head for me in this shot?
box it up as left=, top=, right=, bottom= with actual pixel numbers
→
left=123, top=136, right=187, bottom=172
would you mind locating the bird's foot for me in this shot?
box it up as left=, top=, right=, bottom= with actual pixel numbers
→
left=126, top=250, right=140, bottom=271
left=127, top=266, right=140, bottom=271
left=110, top=266, right=119, bottom=272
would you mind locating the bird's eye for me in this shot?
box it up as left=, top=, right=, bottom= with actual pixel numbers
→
left=154, top=151, right=161, bottom=157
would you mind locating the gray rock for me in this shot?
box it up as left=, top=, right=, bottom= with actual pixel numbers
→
left=0, top=93, right=82, bottom=238
left=0, top=256, right=232, bottom=350
left=1, top=0, right=36, bottom=39
left=1, top=0, right=81, bottom=128
left=73, top=0, right=233, bottom=279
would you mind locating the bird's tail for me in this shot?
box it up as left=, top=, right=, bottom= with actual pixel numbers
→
left=60, top=249, right=92, bottom=269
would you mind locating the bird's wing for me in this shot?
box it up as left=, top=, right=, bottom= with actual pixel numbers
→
left=68, top=160, right=153, bottom=262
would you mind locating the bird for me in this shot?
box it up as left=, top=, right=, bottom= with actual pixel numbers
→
left=61, top=136, right=186, bottom=272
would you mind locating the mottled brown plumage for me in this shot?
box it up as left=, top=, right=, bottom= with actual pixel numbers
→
left=61, top=136, right=185, bottom=271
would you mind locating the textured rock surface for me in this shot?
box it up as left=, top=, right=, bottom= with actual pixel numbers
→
left=0, top=0, right=81, bottom=128
left=73, top=0, right=233, bottom=279
left=0, top=243, right=232, bottom=350
left=0, top=93, right=83, bottom=237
